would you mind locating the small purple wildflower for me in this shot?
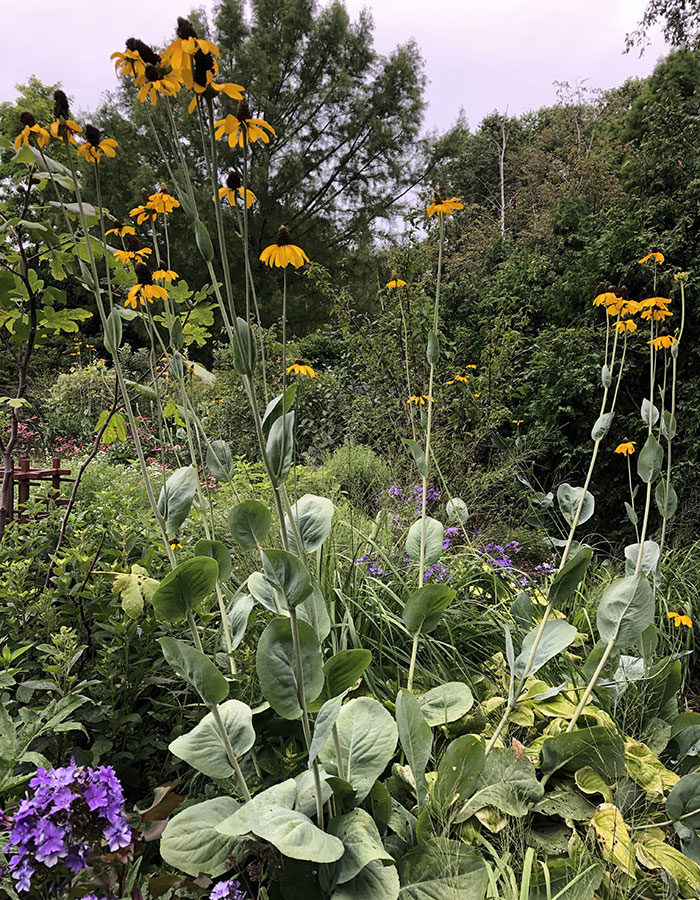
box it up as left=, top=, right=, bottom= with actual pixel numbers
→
left=211, top=879, right=247, bottom=900
left=534, top=562, right=555, bottom=577
left=442, top=525, right=460, bottom=549
left=424, top=562, right=451, bottom=583
left=388, top=485, right=403, bottom=500
left=1, top=761, right=131, bottom=893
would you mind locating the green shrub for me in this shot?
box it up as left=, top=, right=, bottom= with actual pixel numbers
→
left=320, top=441, right=391, bottom=512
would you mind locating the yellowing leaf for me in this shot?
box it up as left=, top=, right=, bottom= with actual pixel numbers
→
left=625, top=738, right=679, bottom=800
left=590, top=804, right=636, bottom=878
left=112, top=564, right=159, bottom=619
left=575, top=767, right=614, bottom=803
left=635, top=836, right=700, bottom=897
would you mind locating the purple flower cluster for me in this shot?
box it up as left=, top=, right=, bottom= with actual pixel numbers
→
left=413, top=484, right=440, bottom=515
left=356, top=552, right=384, bottom=577
left=534, top=561, right=555, bottom=577
left=442, top=526, right=460, bottom=549
left=2, top=761, right=131, bottom=893
left=480, top=540, right=522, bottom=571
left=388, top=485, right=403, bottom=500
left=211, top=879, right=247, bottom=900
left=424, top=562, right=451, bottom=583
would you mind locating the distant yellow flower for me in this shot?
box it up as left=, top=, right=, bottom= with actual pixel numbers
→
left=649, top=335, right=678, bottom=350
left=170, top=539, right=183, bottom=551
left=106, top=220, right=136, bottom=238
left=147, top=191, right=180, bottom=215
left=466, top=364, right=477, bottom=369
left=667, top=611, right=692, bottom=628
left=407, top=394, right=432, bottom=405
left=260, top=226, right=308, bottom=269
left=473, top=392, right=481, bottom=398
left=136, top=64, right=182, bottom=104
left=674, top=272, right=688, bottom=282
left=153, top=269, right=179, bottom=282
left=593, top=292, right=619, bottom=307
left=639, top=252, right=664, bottom=265
left=512, top=419, right=524, bottom=425
left=126, top=263, right=168, bottom=309
left=162, top=17, right=221, bottom=91
left=427, top=187, right=464, bottom=217
left=446, top=374, right=469, bottom=384
left=76, top=124, right=118, bottom=163
left=386, top=278, right=407, bottom=289
left=214, top=98, right=276, bottom=147
left=615, top=441, right=636, bottom=456
left=114, top=246, right=152, bottom=266
left=215, top=172, right=256, bottom=209
left=615, top=320, right=637, bottom=334
left=14, top=113, right=50, bottom=149
left=287, top=361, right=316, bottom=378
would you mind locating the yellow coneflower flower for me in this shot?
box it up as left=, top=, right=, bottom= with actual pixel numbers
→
left=14, top=112, right=50, bottom=149
left=114, top=236, right=152, bottom=266
left=136, top=64, right=182, bottom=104
left=407, top=394, right=432, bottom=405
left=126, top=263, right=169, bottom=309
left=49, top=90, right=82, bottom=144
left=639, top=251, right=664, bottom=265
left=614, top=441, right=636, bottom=456
left=170, top=538, right=183, bottom=551
left=427, top=187, right=464, bottom=217
left=105, top=220, right=136, bottom=238
left=185, top=42, right=244, bottom=113
left=287, top=361, right=316, bottom=378
left=649, top=335, right=678, bottom=350
left=674, top=272, right=688, bottom=282
left=667, top=611, right=692, bottom=628
left=129, top=203, right=153, bottom=225
left=147, top=190, right=180, bottom=215
left=215, top=171, right=256, bottom=208
left=214, top=98, right=276, bottom=147
left=639, top=297, right=673, bottom=321
left=111, top=38, right=159, bottom=80
left=260, top=225, right=309, bottom=269
left=473, top=392, right=481, bottom=398
left=446, top=374, right=469, bottom=384
left=593, top=291, right=619, bottom=307
left=615, top=320, right=637, bottom=334
left=386, top=271, right=406, bottom=289
left=153, top=269, right=179, bottom=283
left=466, top=364, right=477, bottom=369
left=162, top=17, right=221, bottom=91
left=512, top=419, right=524, bottom=425
left=76, top=124, right=118, bottom=163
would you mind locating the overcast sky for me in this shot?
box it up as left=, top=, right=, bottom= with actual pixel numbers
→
left=1, top=0, right=668, bottom=131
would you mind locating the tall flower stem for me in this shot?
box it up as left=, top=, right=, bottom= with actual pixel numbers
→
left=659, top=280, right=686, bottom=555
left=407, top=216, right=444, bottom=692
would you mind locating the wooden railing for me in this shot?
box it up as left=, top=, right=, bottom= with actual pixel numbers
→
left=0, top=457, right=72, bottom=523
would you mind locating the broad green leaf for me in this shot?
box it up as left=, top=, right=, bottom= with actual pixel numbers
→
left=309, top=695, right=345, bottom=765
left=194, top=217, right=214, bottom=262
left=206, top=440, right=234, bottom=481
left=332, top=860, right=400, bottom=900
left=514, top=619, right=577, bottom=679
left=426, top=330, right=439, bottom=364
left=635, top=837, right=700, bottom=896
left=104, top=307, right=122, bottom=353
left=405, top=518, right=444, bottom=565
left=152, top=557, right=218, bottom=624
left=228, top=499, right=271, bottom=549
left=396, top=690, right=432, bottom=807
left=112, top=564, right=158, bottom=619
left=324, top=649, right=372, bottom=698
left=433, top=735, right=485, bottom=814
left=641, top=398, right=660, bottom=427
left=244, top=804, right=343, bottom=862
left=596, top=573, right=654, bottom=648
left=591, top=411, right=614, bottom=441
left=194, top=539, right=232, bottom=581
left=266, top=411, right=295, bottom=485
left=319, top=697, right=398, bottom=803
left=667, top=772, right=700, bottom=829
left=227, top=592, right=255, bottom=650
left=532, top=789, right=595, bottom=821
left=417, top=682, right=473, bottom=727
left=660, top=410, right=677, bottom=440
left=402, top=584, right=455, bottom=636
left=328, top=808, right=394, bottom=884
left=262, top=549, right=313, bottom=608
left=286, top=494, right=334, bottom=553
left=160, top=797, right=239, bottom=876
left=403, top=438, right=428, bottom=478
left=158, top=637, right=229, bottom=705
left=590, top=804, right=636, bottom=877
left=256, top=618, right=323, bottom=719
left=637, top=433, right=663, bottom=483
left=445, top=497, right=469, bottom=525
left=169, top=699, right=254, bottom=778
left=299, top=582, right=332, bottom=640
left=261, top=386, right=296, bottom=437
left=219, top=781, right=298, bottom=837
left=157, top=466, right=198, bottom=536
left=540, top=726, right=625, bottom=782
left=454, top=748, right=543, bottom=822
left=232, top=317, right=258, bottom=375
left=547, top=546, right=593, bottom=604
left=655, top=479, right=678, bottom=519
left=556, top=483, right=594, bottom=527
left=151, top=557, right=218, bottom=624
left=624, top=541, right=660, bottom=576
left=397, top=838, right=488, bottom=900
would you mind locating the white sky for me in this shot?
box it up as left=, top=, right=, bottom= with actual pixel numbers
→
left=1, top=0, right=668, bottom=130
